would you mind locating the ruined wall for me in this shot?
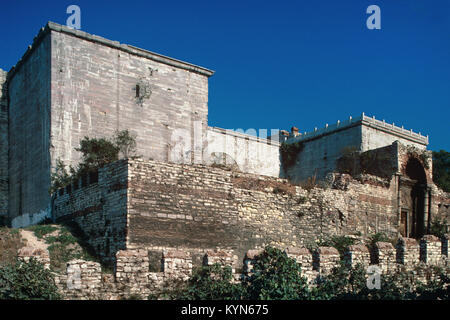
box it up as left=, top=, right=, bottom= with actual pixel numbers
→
left=126, top=159, right=399, bottom=265
left=49, top=22, right=212, bottom=169
left=42, top=235, right=448, bottom=300
left=206, top=127, right=281, bottom=177
left=53, top=160, right=129, bottom=265
left=0, top=69, right=8, bottom=223
left=7, top=32, right=52, bottom=227
left=51, top=158, right=400, bottom=266
left=431, top=186, right=450, bottom=227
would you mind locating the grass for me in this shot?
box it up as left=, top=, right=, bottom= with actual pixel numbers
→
left=4, top=222, right=101, bottom=273
left=42, top=224, right=100, bottom=273
left=0, top=227, right=25, bottom=266
left=25, top=224, right=59, bottom=239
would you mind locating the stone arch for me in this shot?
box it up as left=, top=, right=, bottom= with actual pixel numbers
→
left=399, top=157, right=428, bottom=239
left=207, top=152, right=240, bottom=171
left=404, top=157, right=427, bottom=183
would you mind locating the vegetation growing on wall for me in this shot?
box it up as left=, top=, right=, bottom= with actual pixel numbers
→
left=24, top=223, right=100, bottom=272
left=336, top=145, right=395, bottom=180
left=430, top=218, right=449, bottom=239
left=316, top=235, right=357, bottom=258
left=432, top=150, right=450, bottom=192
left=280, top=141, right=304, bottom=169
left=156, top=246, right=450, bottom=300
left=50, top=130, right=138, bottom=194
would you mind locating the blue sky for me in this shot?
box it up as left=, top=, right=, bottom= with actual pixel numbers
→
left=1, top=0, right=449, bottom=151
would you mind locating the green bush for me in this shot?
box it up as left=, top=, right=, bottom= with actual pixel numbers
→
left=178, top=264, right=244, bottom=300
left=244, top=246, right=310, bottom=300
left=169, top=246, right=449, bottom=300
left=0, top=258, right=60, bottom=300
left=312, top=262, right=369, bottom=300
left=50, top=130, right=138, bottom=193
left=318, top=235, right=357, bottom=257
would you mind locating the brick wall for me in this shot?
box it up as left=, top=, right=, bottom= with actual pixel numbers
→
left=420, top=235, right=443, bottom=266
left=53, top=160, right=128, bottom=265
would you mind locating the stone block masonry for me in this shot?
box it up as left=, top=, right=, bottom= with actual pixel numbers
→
left=5, top=21, right=213, bottom=227
left=344, top=244, right=371, bottom=269
left=53, top=160, right=129, bottom=265
left=396, top=237, right=420, bottom=268
left=313, top=247, right=340, bottom=275
left=126, top=158, right=401, bottom=264
left=41, top=236, right=448, bottom=299
left=54, top=158, right=402, bottom=265
left=420, top=235, right=443, bottom=266
left=372, top=241, right=396, bottom=273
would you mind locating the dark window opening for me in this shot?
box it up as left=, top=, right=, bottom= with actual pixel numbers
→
left=135, top=84, right=140, bottom=98
left=89, top=170, right=99, bottom=184
left=81, top=174, right=88, bottom=187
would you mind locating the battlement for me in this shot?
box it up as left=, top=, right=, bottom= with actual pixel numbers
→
left=19, top=235, right=449, bottom=299
left=208, top=126, right=281, bottom=146
left=288, top=113, right=428, bottom=147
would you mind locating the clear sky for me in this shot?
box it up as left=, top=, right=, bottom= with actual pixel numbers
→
left=0, top=0, right=449, bottom=151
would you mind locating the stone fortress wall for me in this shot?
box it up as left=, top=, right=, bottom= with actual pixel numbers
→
left=284, top=114, right=429, bottom=183
left=1, top=22, right=286, bottom=227
left=1, top=22, right=445, bottom=231
left=52, top=158, right=450, bottom=268
left=1, top=21, right=449, bottom=300
left=19, top=233, right=450, bottom=300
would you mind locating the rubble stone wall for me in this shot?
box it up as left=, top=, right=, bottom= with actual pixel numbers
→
left=39, top=235, right=448, bottom=300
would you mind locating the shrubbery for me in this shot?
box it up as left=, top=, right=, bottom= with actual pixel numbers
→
left=169, top=246, right=450, bottom=300
left=243, top=246, right=310, bottom=300
left=50, top=129, right=138, bottom=193
left=0, top=258, right=60, bottom=300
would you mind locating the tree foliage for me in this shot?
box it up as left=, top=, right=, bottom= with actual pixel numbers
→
left=433, top=150, right=450, bottom=192
left=50, top=130, right=138, bottom=193
left=178, top=264, right=244, bottom=300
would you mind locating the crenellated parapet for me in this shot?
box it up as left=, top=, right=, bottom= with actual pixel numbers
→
left=47, top=235, right=449, bottom=299
left=396, top=237, right=420, bottom=268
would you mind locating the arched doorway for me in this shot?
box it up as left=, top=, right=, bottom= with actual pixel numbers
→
left=399, top=157, right=427, bottom=238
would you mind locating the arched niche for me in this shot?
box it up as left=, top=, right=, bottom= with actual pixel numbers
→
left=399, top=157, right=428, bottom=239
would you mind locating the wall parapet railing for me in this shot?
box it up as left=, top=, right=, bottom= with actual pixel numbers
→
left=286, top=113, right=428, bottom=146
